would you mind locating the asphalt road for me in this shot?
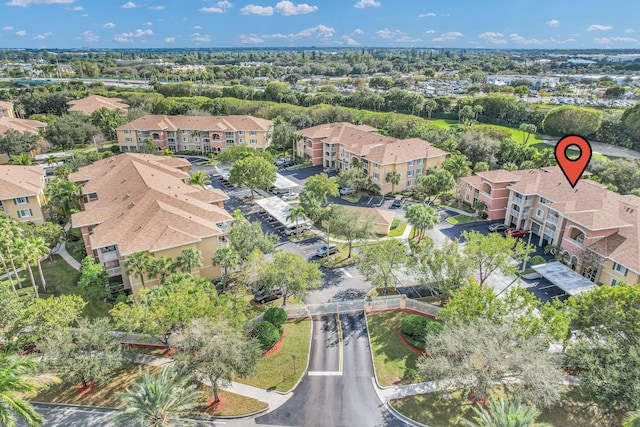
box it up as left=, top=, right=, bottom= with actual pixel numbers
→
left=27, top=404, right=116, bottom=427
left=254, top=313, right=407, bottom=427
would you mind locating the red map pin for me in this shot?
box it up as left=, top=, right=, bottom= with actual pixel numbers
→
left=554, top=135, right=592, bottom=188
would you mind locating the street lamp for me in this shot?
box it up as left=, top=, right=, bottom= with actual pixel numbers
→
left=291, top=354, right=297, bottom=374
left=521, top=229, right=534, bottom=272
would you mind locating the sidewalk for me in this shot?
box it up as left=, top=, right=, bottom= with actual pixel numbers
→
left=56, top=242, right=81, bottom=271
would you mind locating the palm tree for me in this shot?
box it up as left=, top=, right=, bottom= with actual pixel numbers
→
left=385, top=170, right=401, bottom=195
left=624, top=410, right=640, bottom=427
left=473, top=104, right=484, bottom=121
left=423, top=99, right=437, bottom=120
left=10, top=154, right=33, bottom=165
left=125, top=251, right=152, bottom=290
left=474, top=200, right=488, bottom=219
left=175, top=248, right=203, bottom=274
left=14, top=239, right=39, bottom=298
left=286, top=206, right=307, bottom=238
left=147, top=256, right=174, bottom=286
left=29, top=237, right=49, bottom=292
left=111, top=367, right=204, bottom=427
left=462, top=395, right=552, bottom=427
left=211, top=247, right=240, bottom=282
left=0, top=217, right=22, bottom=295
left=187, top=171, right=211, bottom=188
left=0, top=354, right=45, bottom=427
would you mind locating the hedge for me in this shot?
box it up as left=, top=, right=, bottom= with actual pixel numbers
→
left=263, top=307, right=287, bottom=329
left=252, top=321, right=281, bottom=351
left=542, top=106, right=602, bottom=137
left=401, top=314, right=429, bottom=339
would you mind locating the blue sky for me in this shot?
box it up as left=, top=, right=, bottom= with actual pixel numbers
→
left=0, top=0, right=638, bottom=49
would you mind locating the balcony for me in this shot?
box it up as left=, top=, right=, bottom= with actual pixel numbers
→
left=101, top=251, right=118, bottom=262
left=218, top=236, right=230, bottom=247
left=547, top=215, right=558, bottom=225
left=512, top=197, right=522, bottom=206
left=106, top=266, right=121, bottom=276
left=564, top=237, right=584, bottom=248
left=510, top=209, right=521, bottom=218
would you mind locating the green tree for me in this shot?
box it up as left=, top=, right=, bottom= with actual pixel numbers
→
left=13, top=238, right=41, bottom=298
left=174, top=248, right=203, bottom=274
left=187, top=171, right=211, bottom=187
left=44, top=114, right=99, bottom=150
left=625, top=410, right=640, bottom=427
left=542, top=106, right=603, bottom=137
left=357, top=239, right=408, bottom=289
left=216, top=145, right=274, bottom=164
left=0, top=130, right=40, bottom=158
left=327, top=205, right=374, bottom=258
left=336, top=167, right=370, bottom=191
left=462, top=395, right=552, bottom=427
left=519, top=123, right=537, bottom=144
left=174, top=318, right=262, bottom=403
left=40, top=317, right=130, bottom=389
left=461, top=230, right=535, bottom=285
left=286, top=206, right=307, bottom=239
left=271, top=119, right=302, bottom=157
left=147, top=256, right=174, bottom=286
left=423, top=99, right=437, bottom=120
left=0, top=354, right=44, bottom=427
left=299, top=173, right=339, bottom=220
left=9, top=153, right=34, bottom=165
left=0, top=216, right=24, bottom=293
left=211, top=247, right=240, bottom=283
left=125, top=251, right=152, bottom=289
left=228, top=155, right=277, bottom=199
left=415, top=168, right=455, bottom=202
left=77, top=255, right=110, bottom=300
left=111, top=367, right=204, bottom=427
left=405, top=204, right=439, bottom=243
left=44, top=178, right=81, bottom=218
left=229, top=217, right=277, bottom=263
left=90, top=107, right=128, bottom=141
left=258, top=251, right=322, bottom=306
left=385, top=170, right=401, bottom=194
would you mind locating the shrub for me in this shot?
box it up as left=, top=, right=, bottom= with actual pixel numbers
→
left=530, top=255, right=546, bottom=266
left=252, top=321, right=281, bottom=351
left=391, top=219, right=400, bottom=230
left=263, top=307, right=287, bottom=329
left=401, top=314, right=428, bottom=339
left=542, top=106, right=602, bottom=137
left=424, top=321, right=443, bottom=337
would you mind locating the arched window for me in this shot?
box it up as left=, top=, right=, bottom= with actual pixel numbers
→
left=481, top=183, right=492, bottom=195
left=152, top=133, right=160, bottom=140
left=212, top=134, right=220, bottom=140
left=568, top=227, right=586, bottom=245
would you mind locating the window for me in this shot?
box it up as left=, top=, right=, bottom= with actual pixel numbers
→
left=152, top=133, right=160, bottom=140
left=540, top=197, right=548, bottom=205
left=17, top=208, right=32, bottom=218
left=194, top=137, right=200, bottom=143
left=125, top=138, right=132, bottom=142
left=182, top=137, right=188, bottom=142
left=407, top=170, right=413, bottom=177
left=465, top=194, right=470, bottom=201
left=250, top=139, right=257, bottom=145
left=250, top=131, right=257, bottom=136
left=239, top=138, right=245, bottom=144
left=14, top=197, right=28, bottom=205
left=213, top=134, right=220, bottom=140
left=417, top=159, right=423, bottom=165
left=407, top=179, right=412, bottom=187
left=408, top=160, right=414, bottom=167
left=613, top=262, right=628, bottom=276
left=195, top=145, right=201, bottom=150
left=225, top=132, right=234, bottom=139
left=611, top=278, right=620, bottom=286
left=182, top=130, right=188, bottom=135
left=373, top=172, right=379, bottom=179
left=238, top=131, right=244, bottom=135
left=373, top=163, right=379, bottom=169
left=536, top=208, right=544, bottom=219
left=183, top=145, right=188, bottom=150
left=124, top=130, right=131, bottom=134
left=415, top=168, right=423, bottom=175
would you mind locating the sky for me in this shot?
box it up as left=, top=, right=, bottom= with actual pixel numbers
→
left=0, top=0, right=639, bottom=49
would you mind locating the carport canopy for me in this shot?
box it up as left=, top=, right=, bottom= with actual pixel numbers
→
left=531, top=262, right=596, bottom=296
left=255, top=197, right=311, bottom=228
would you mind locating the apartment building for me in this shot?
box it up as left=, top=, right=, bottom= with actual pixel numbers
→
left=0, top=101, right=15, bottom=118
left=67, top=95, right=129, bottom=116
left=460, top=166, right=640, bottom=286
left=298, top=122, right=449, bottom=194
left=0, top=116, right=47, bottom=164
left=116, top=115, right=273, bottom=155
left=0, top=165, right=47, bottom=224
left=70, top=153, right=233, bottom=293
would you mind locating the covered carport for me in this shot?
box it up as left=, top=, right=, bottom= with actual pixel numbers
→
left=531, top=262, right=597, bottom=297
left=254, top=197, right=311, bottom=230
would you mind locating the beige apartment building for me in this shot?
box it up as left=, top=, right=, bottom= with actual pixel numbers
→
left=460, top=166, right=640, bottom=287
left=0, top=165, right=47, bottom=224
left=0, top=101, right=15, bottom=118
left=67, top=95, right=129, bottom=116
left=116, top=115, right=273, bottom=155
left=70, top=153, right=233, bottom=293
left=298, top=122, right=449, bottom=194
left=0, top=116, right=47, bottom=164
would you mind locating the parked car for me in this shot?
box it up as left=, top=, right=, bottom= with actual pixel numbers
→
left=488, top=223, right=509, bottom=233
left=323, top=167, right=337, bottom=174
left=254, top=288, right=284, bottom=304
left=339, top=187, right=357, bottom=196
left=283, top=224, right=310, bottom=236
left=504, top=228, right=528, bottom=238
left=281, top=192, right=299, bottom=201
left=316, top=243, right=339, bottom=257
left=270, top=187, right=290, bottom=195
left=391, top=196, right=404, bottom=208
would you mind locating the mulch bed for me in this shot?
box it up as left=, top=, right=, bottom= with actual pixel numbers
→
left=75, top=381, right=97, bottom=395
left=264, top=329, right=286, bottom=356
left=397, top=329, right=426, bottom=355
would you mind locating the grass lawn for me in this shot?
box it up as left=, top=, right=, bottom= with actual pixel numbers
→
left=341, top=191, right=366, bottom=203
left=288, top=231, right=316, bottom=242
left=65, top=240, right=86, bottom=263
left=235, top=318, right=311, bottom=392
left=367, top=286, right=400, bottom=297
left=29, top=365, right=267, bottom=417
left=366, top=311, right=421, bottom=386
left=446, top=215, right=477, bottom=225
left=428, top=119, right=544, bottom=145
left=428, top=119, right=459, bottom=129
left=387, top=221, right=407, bottom=237
left=390, top=387, right=624, bottom=427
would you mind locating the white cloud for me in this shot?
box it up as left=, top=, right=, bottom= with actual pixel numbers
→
left=193, top=25, right=202, bottom=30
left=595, top=36, right=638, bottom=43
left=432, top=31, right=462, bottom=42
left=191, top=33, right=212, bottom=43
left=148, top=5, right=164, bottom=10
left=239, top=33, right=264, bottom=44
left=343, top=35, right=359, bottom=46
left=77, top=30, right=99, bottom=42
left=6, top=0, right=73, bottom=6
left=121, top=1, right=137, bottom=8
left=479, top=31, right=507, bottom=44
left=114, top=28, right=154, bottom=42
left=352, top=28, right=364, bottom=35
left=593, top=37, right=613, bottom=45
left=509, top=33, right=545, bottom=45
left=425, top=29, right=436, bottom=34
left=625, top=29, right=636, bottom=34
left=2, top=26, right=15, bottom=31
left=103, top=22, right=116, bottom=28
left=354, top=0, right=380, bottom=8
left=143, top=21, right=152, bottom=26
left=546, top=19, right=559, bottom=27
left=15, top=30, right=27, bottom=36
left=587, top=24, right=612, bottom=31
left=163, top=37, right=175, bottom=43
left=418, top=12, right=436, bottom=17
left=33, top=31, right=52, bottom=39
left=376, top=28, right=404, bottom=39
left=396, top=36, right=421, bottom=43
left=263, top=24, right=335, bottom=40
left=200, top=6, right=224, bottom=13
left=275, top=1, right=318, bottom=16
left=240, top=4, right=273, bottom=15
left=66, top=5, right=81, bottom=10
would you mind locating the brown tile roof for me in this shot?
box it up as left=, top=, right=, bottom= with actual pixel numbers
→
left=67, top=95, right=129, bottom=115
left=298, top=122, right=448, bottom=165
left=117, top=115, right=272, bottom=132
left=0, top=101, right=13, bottom=111
left=0, top=117, right=46, bottom=136
left=70, top=153, right=231, bottom=256
left=460, top=175, right=483, bottom=188
left=0, top=165, right=45, bottom=200
left=475, top=169, right=523, bottom=183
left=329, top=204, right=396, bottom=227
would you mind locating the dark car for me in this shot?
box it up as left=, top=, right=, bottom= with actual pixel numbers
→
left=391, top=196, right=404, bottom=208
left=504, top=228, right=528, bottom=238
left=488, top=223, right=509, bottom=233
left=270, top=187, right=290, bottom=195
left=254, top=288, right=283, bottom=304
left=316, top=243, right=339, bottom=257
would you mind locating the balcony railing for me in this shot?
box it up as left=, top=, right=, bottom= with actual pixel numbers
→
left=100, top=251, right=118, bottom=262
left=564, top=237, right=584, bottom=247
left=510, top=209, right=521, bottom=218
left=106, top=266, right=121, bottom=276
left=547, top=215, right=558, bottom=225
left=512, top=197, right=522, bottom=206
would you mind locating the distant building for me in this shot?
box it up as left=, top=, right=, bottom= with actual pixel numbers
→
left=70, top=153, right=232, bottom=293
left=0, top=101, right=15, bottom=118
left=297, top=122, right=449, bottom=194
left=0, top=165, right=47, bottom=224
left=486, top=75, right=560, bottom=87
left=116, top=115, right=273, bottom=155
left=67, top=95, right=129, bottom=116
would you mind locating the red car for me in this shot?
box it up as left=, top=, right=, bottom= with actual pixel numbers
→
left=504, top=228, right=528, bottom=238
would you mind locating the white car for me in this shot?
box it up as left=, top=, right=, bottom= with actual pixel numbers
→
left=339, top=187, right=357, bottom=196
left=281, top=192, right=299, bottom=201
left=283, top=224, right=310, bottom=236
